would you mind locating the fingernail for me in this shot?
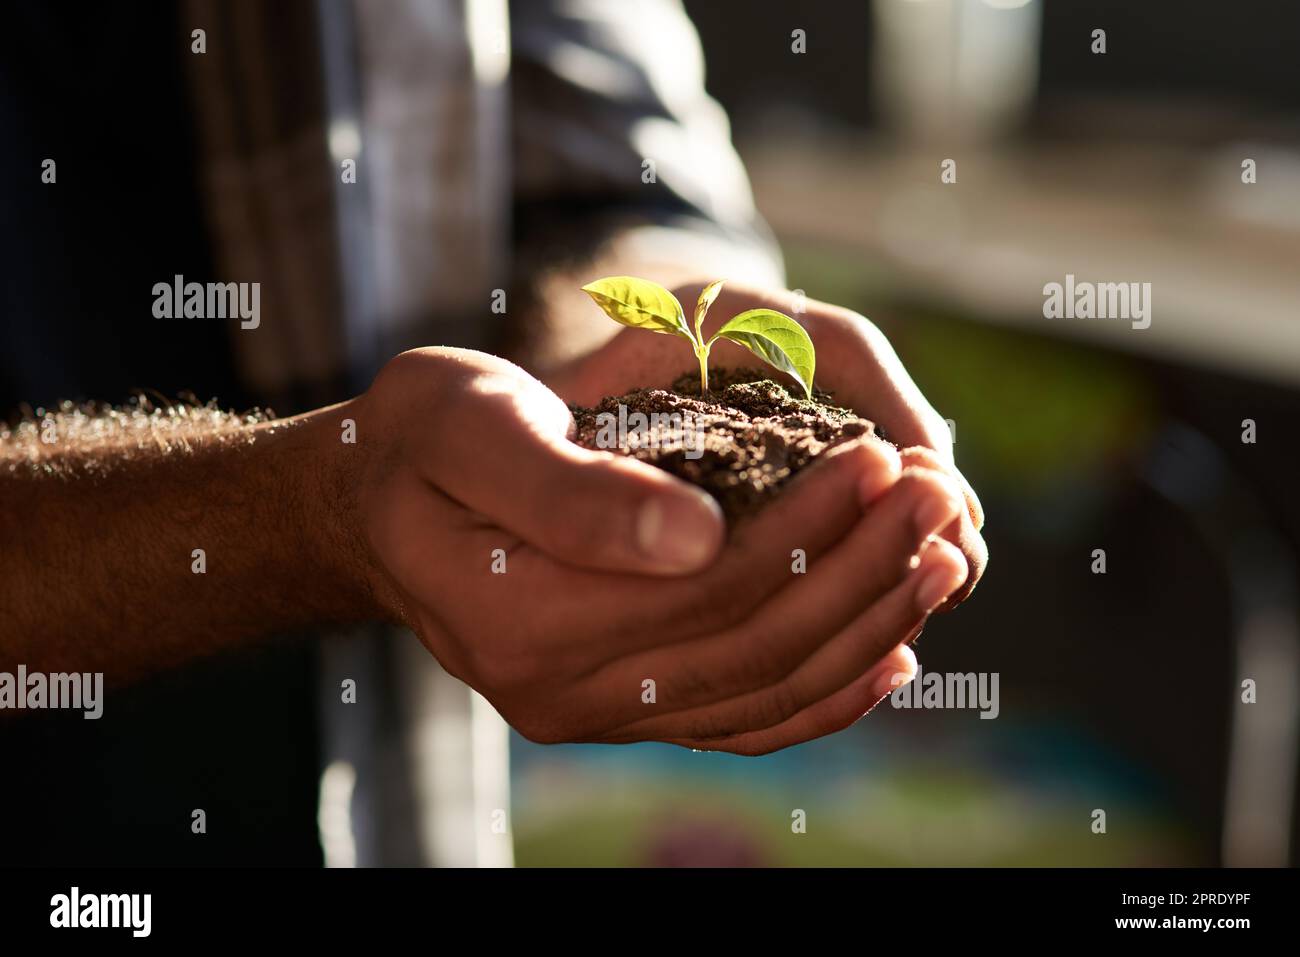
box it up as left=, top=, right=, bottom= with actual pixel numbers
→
left=636, top=492, right=720, bottom=570
left=869, top=648, right=918, bottom=701
left=916, top=563, right=964, bottom=613
left=914, top=483, right=962, bottom=536
left=870, top=671, right=904, bottom=701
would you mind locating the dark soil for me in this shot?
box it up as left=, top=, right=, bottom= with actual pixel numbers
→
left=570, top=367, right=878, bottom=522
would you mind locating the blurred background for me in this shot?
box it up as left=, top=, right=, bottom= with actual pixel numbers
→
left=2, top=0, right=1296, bottom=870
left=508, top=0, right=1300, bottom=866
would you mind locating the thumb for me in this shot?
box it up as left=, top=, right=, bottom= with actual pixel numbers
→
left=426, top=367, right=725, bottom=575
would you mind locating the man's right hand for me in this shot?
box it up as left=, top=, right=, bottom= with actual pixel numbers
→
left=348, top=348, right=969, bottom=755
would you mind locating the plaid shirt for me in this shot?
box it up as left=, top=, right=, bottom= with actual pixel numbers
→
left=185, top=0, right=781, bottom=405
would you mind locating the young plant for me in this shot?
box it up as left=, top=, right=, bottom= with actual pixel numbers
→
left=580, top=276, right=816, bottom=399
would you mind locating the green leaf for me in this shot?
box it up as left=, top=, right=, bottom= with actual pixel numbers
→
left=581, top=276, right=694, bottom=344
left=693, top=279, right=725, bottom=343
left=710, top=308, right=816, bottom=399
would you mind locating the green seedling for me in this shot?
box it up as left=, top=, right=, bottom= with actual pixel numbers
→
left=581, top=276, right=815, bottom=399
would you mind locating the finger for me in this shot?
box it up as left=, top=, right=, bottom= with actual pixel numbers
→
left=767, top=295, right=985, bottom=531
left=602, top=466, right=962, bottom=728
left=749, top=536, right=966, bottom=735
left=670, top=642, right=919, bottom=756
left=667, top=542, right=964, bottom=753
left=873, top=642, right=919, bottom=701
left=674, top=283, right=977, bottom=518
left=424, top=367, right=725, bottom=576
left=901, top=446, right=981, bottom=531
left=472, top=437, right=908, bottom=740
left=619, top=535, right=967, bottom=744
left=453, top=434, right=903, bottom=675
left=363, top=464, right=497, bottom=681
left=899, top=447, right=987, bottom=609
left=743, top=468, right=964, bottom=653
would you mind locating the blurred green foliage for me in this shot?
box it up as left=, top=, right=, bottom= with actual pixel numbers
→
left=783, top=243, right=1159, bottom=494
left=513, top=768, right=1195, bottom=867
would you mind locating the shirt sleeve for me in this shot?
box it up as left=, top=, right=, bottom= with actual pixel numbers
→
left=508, top=0, right=784, bottom=284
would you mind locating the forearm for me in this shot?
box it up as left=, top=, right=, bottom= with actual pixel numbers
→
left=0, top=399, right=378, bottom=678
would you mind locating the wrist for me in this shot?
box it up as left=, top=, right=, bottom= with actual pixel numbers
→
left=289, top=398, right=401, bottom=627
